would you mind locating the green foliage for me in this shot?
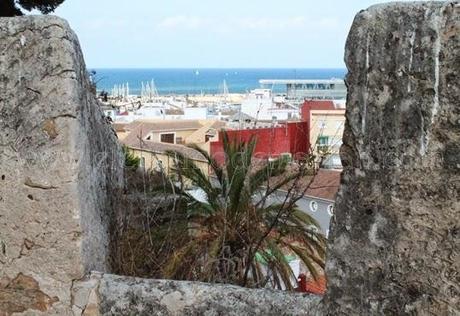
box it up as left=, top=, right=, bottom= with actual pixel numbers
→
left=109, top=167, right=190, bottom=277
left=1, top=0, right=65, bottom=17
left=122, top=145, right=140, bottom=170
left=153, top=131, right=326, bottom=290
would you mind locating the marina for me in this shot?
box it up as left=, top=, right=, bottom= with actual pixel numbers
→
left=99, top=70, right=347, bottom=124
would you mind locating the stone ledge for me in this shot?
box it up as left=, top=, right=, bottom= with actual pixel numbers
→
left=73, top=272, right=322, bottom=316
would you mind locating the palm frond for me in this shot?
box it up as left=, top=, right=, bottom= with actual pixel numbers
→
left=162, top=240, right=198, bottom=279
left=186, top=143, right=227, bottom=192
left=165, top=149, right=221, bottom=212
left=290, top=209, right=322, bottom=228
left=264, top=240, right=296, bottom=290
left=226, top=134, right=257, bottom=216
left=286, top=243, right=325, bottom=281
left=144, top=130, right=326, bottom=291
left=249, top=155, right=290, bottom=194
left=254, top=171, right=306, bottom=209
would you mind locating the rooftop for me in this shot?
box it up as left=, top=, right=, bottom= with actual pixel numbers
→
left=121, top=119, right=222, bottom=147
left=305, top=169, right=341, bottom=201
left=126, top=119, right=204, bottom=132
left=123, top=139, right=207, bottom=162
left=302, top=100, right=346, bottom=110
left=259, top=79, right=345, bottom=85
left=271, top=167, right=341, bottom=202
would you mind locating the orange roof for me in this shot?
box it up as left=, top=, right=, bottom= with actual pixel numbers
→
left=130, top=119, right=204, bottom=132
left=122, top=120, right=205, bottom=147
left=112, top=122, right=128, bottom=132
left=304, top=169, right=341, bottom=201
left=124, top=140, right=207, bottom=162
left=268, top=166, right=341, bottom=202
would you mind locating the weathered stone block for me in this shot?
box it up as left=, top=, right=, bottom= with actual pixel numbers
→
left=324, top=2, right=459, bottom=315
left=0, top=16, right=123, bottom=314
left=74, top=273, right=322, bottom=316
left=2, top=2, right=459, bottom=314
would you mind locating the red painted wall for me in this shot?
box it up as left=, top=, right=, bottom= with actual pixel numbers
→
left=210, top=101, right=343, bottom=164
left=288, top=121, right=309, bottom=159
left=300, top=100, right=336, bottom=122
left=210, top=122, right=309, bottom=163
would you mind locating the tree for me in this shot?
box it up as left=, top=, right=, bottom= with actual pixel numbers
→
left=1, top=0, right=65, bottom=17
left=154, top=132, right=326, bottom=290
left=122, top=145, right=140, bottom=170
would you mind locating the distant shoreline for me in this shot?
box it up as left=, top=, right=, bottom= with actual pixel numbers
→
left=94, top=68, right=347, bottom=96
left=90, top=67, right=347, bottom=70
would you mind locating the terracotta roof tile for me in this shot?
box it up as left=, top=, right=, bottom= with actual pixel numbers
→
left=256, top=160, right=341, bottom=202
left=122, top=120, right=205, bottom=147
left=112, top=123, right=128, bottom=132
left=132, top=119, right=203, bottom=132
left=123, top=139, right=207, bottom=162
left=304, top=169, right=341, bottom=201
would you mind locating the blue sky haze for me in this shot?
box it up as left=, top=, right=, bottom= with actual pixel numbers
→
left=54, top=0, right=425, bottom=68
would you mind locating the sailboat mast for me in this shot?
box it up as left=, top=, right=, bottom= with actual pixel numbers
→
left=222, top=79, right=229, bottom=104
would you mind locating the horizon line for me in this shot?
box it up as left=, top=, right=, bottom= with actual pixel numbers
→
left=88, top=67, right=347, bottom=70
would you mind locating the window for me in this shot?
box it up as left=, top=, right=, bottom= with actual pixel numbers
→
left=309, top=201, right=318, bottom=212
left=280, top=153, right=292, bottom=162
left=327, top=204, right=334, bottom=216
left=317, top=136, right=329, bottom=145
left=317, top=136, right=330, bottom=152
left=160, top=133, right=175, bottom=144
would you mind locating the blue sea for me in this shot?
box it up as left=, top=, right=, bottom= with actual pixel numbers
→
left=92, top=68, right=346, bottom=95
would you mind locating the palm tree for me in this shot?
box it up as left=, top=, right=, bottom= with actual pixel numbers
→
left=156, top=132, right=326, bottom=290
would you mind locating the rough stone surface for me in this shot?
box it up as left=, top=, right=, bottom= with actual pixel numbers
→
left=2, top=3, right=460, bottom=315
left=74, top=273, right=322, bottom=316
left=0, top=16, right=123, bottom=314
left=0, top=273, right=59, bottom=315
left=324, top=2, right=460, bottom=315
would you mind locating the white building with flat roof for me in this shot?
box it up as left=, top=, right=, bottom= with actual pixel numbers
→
left=259, top=79, right=347, bottom=101
left=240, top=89, right=298, bottom=122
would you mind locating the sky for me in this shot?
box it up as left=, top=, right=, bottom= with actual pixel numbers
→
left=53, top=0, right=423, bottom=69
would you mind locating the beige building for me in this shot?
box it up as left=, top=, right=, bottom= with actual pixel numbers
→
left=119, top=119, right=225, bottom=176
left=129, top=142, right=210, bottom=177
left=120, top=119, right=224, bottom=146
left=301, top=100, right=346, bottom=156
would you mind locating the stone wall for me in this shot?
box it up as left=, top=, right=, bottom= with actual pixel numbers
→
left=324, top=2, right=459, bottom=315
left=0, top=16, right=124, bottom=315
left=1, top=2, right=459, bottom=315
left=74, top=273, right=321, bottom=316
